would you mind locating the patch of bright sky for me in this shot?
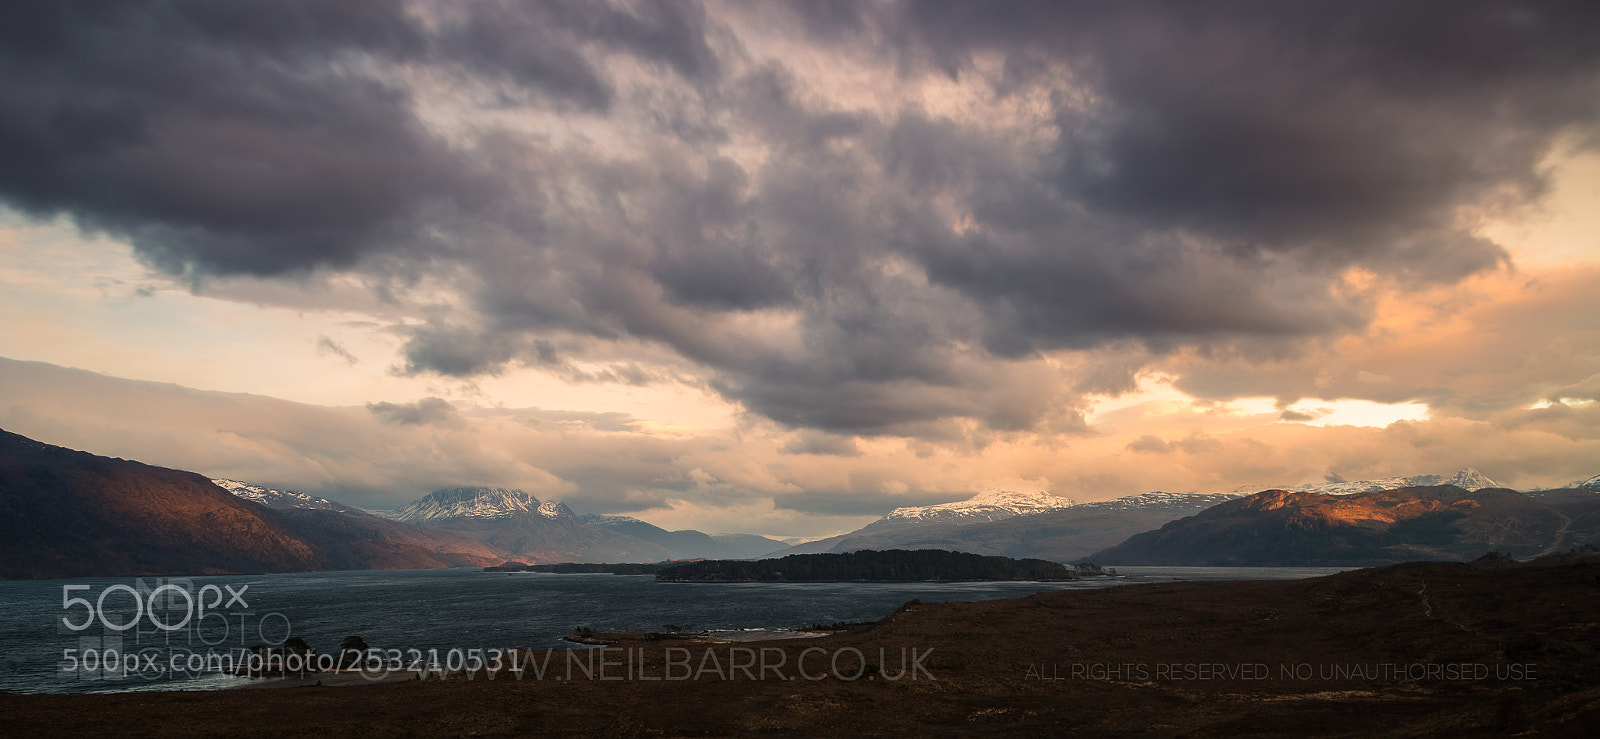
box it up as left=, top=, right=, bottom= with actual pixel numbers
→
left=1278, top=399, right=1430, bottom=427
left=1477, top=146, right=1600, bottom=268
left=1529, top=397, right=1597, bottom=410
left=1225, top=397, right=1281, bottom=417
left=1086, top=374, right=1430, bottom=430
left=0, top=227, right=418, bottom=404
left=0, top=211, right=738, bottom=431
left=1082, top=373, right=1192, bottom=425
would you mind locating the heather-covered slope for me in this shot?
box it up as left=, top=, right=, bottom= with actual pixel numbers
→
left=0, top=428, right=318, bottom=578
left=0, top=429, right=502, bottom=578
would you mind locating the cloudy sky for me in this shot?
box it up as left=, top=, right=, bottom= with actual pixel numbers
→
left=2, top=1, right=1598, bottom=536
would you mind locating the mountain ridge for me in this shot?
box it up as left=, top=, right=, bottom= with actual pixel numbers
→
left=868, top=489, right=1077, bottom=530
left=212, top=478, right=351, bottom=512
left=578, top=514, right=787, bottom=560
left=1091, top=484, right=1598, bottom=566
left=1227, top=468, right=1499, bottom=496
left=0, top=429, right=499, bottom=578
left=778, top=489, right=1241, bottom=561
left=388, top=486, right=675, bottom=563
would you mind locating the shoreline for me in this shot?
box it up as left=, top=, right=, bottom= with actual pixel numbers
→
left=236, top=670, right=424, bottom=690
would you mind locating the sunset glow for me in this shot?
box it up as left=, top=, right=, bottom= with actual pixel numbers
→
left=2, top=1, right=1596, bottom=537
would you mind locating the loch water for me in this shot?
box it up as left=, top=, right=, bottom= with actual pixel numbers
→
left=0, top=565, right=1350, bottom=694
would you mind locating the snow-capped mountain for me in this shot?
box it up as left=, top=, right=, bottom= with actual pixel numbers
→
left=1230, top=468, right=1500, bottom=496
left=391, top=487, right=670, bottom=562
left=537, top=500, right=574, bottom=519
left=1070, top=491, right=1245, bottom=512
left=211, top=478, right=349, bottom=511
left=1575, top=474, right=1600, bottom=490
left=866, top=489, right=1076, bottom=531
left=780, top=489, right=1243, bottom=561
left=392, top=487, right=575, bottom=523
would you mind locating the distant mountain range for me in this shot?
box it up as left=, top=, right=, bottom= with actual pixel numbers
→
left=255, top=484, right=787, bottom=564
left=928, top=492, right=1253, bottom=562
left=1093, top=484, right=1600, bottom=566
left=206, top=478, right=508, bottom=571
left=579, top=514, right=788, bottom=560
left=1229, top=468, right=1500, bottom=496
left=868, top=489, right=1076, bottom=530
left=375, top=487, right=673, bottom=563
left=779, top=489, right=1244, bottom=561
left=0, top=429, right=790, bottom=578
left=5, top=424, right=1595, bottom=576
left=769, top=469, right=1597, bottom=566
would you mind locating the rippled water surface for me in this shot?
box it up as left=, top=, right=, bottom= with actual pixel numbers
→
left=0, top=565, right=1351, bottom=694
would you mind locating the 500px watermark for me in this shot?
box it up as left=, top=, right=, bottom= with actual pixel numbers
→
left=356, top=646, right=937, bottom=682
left=60, top=580, right=252, bottom=634
left=56, top=578, right=291, bottom=683
left=49, top=580, right=937, bottom=685
left=110, top=644, right=936, bottom=683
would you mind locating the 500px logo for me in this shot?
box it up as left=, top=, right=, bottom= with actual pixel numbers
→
left=60, top=580, right=250, bottom=633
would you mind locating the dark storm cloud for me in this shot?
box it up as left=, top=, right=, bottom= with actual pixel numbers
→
left=7, top=1, right=1599, bottom=436
left=896, top=0, right=1600, bottom=274
left=779, top=430, right=863, bottom=457
left=401, top=319, right=520, bottom=378
left=398, top=0, right=1596, bottom=432
left=0, top=0, right=477, bottom=276
left=432, top=0, right=721, bottom=111
left=0, top=0, right=722, bottom=278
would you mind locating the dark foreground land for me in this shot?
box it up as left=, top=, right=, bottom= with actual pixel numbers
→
left=3, top=560, right=1598, bottom=737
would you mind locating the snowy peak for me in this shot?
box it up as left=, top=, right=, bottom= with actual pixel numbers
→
left=1071, top=491, right=1245, bottom=512
left=393, top=487, right=563, bottom=523
left=1574, top=474, right=1600, bottom=490
left=537, top=499, right=575, bottom=520
left=1234, top=476, right=1412, bottom=497
left=871, top=489, right=1075, bottom=529
left=1445, top=468, right=1499, bottom=491
left=211, top=479, right=346, bottom=511
left=1231, top=468, right=1499, bottom=497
